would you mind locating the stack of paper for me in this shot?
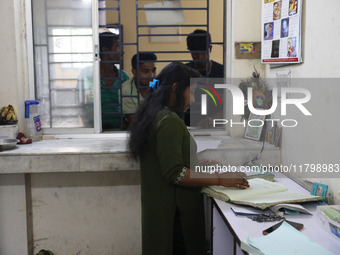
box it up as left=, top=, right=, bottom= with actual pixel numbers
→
left=230, top=204, right=265, bottom=217
left=241, top=221, right=334, bottom=255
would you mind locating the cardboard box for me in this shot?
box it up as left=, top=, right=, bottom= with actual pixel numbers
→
left=317, top=205, right=340, bottom=241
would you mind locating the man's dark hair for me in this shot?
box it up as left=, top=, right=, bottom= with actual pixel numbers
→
left=131, top=53, right=157, bottom=69
left=99, top=32, right=119, bottom=53
left=186, top=29, right=211, bottom=51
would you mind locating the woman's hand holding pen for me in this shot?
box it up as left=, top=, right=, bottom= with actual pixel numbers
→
left=218, top=172, right=250, bottom=189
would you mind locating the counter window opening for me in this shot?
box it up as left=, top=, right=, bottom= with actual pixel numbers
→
left=28, top=0, right=226, bottom=134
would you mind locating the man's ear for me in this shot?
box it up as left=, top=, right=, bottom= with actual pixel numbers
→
left=132, top=68, right=137, bottom=77
left=209, top=45, right=212, bottom=53
left=171, top=82, right=179, bottom=92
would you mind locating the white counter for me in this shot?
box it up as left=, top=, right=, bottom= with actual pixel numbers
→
left=0, top=135, right=280, bottom=174
left=0, top=138, right=138, bottom=174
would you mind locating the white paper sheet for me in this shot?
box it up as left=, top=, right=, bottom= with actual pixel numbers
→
left=230, top=204, right=265, bottom=216
left=245, top=221, right=334, bottom=255
left=144, top=1, right=186, bottom=25
left=195, top=139, right=222, bottom=153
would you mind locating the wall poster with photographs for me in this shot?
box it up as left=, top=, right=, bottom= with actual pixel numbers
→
left=261, top=0, right=302, bottom=64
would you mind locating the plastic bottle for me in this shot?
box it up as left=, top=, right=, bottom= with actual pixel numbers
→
left=25, top=100, right=42, bottom=141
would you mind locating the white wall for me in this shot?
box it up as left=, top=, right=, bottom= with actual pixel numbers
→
left=0, top=174, right=28, bottom=254
left=30, top=172, right=141, bottom=255
left=264, top=0, right=340, bottom=204
left=0, top=1, right=20, bottom=118
left=228, top=0, right=266, bottom=137
left=233, top=0, right=265, bottom=78
left=232, top=0, right=340, bottom=204
left=0, top=0, right=29, bottom=132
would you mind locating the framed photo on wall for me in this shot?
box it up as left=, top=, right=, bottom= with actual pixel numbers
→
left=244, top=113, right=266, bottom=140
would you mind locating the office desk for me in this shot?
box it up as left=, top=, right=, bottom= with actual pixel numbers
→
left=211, top=173, right=340, bottom=255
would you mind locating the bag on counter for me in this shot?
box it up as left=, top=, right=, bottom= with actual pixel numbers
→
left=35, top=250, right=54, bottom=255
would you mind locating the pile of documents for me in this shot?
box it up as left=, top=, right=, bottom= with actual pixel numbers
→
left=241, top=221, right=334, bottom=255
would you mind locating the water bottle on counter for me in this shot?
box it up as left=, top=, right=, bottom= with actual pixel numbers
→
left=25, top=100, right=42, bottom=141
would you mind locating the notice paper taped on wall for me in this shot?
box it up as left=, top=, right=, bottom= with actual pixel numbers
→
left=144, top=0, right=186, bottom=25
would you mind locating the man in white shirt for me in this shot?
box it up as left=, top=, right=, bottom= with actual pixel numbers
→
left=120, top=53, right=157, bottom=128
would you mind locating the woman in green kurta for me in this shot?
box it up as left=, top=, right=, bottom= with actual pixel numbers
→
left=129, top=62, right=249, bottom=255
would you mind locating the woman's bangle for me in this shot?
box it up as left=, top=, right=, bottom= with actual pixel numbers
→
left=216, top=172, right=221, bottom=186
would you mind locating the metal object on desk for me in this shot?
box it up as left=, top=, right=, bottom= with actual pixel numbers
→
left=247, top=213, right=285, bottom=222
left=0, top=138, right=19, bottom=151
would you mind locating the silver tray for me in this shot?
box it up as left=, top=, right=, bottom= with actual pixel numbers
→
left=0, top=138, right=19, bottom=151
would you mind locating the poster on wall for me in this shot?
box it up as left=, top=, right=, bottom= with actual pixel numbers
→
left=261, top=0, right=302, bottom=64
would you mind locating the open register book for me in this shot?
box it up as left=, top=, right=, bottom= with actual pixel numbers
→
left=270, top=203, right=312, bottom=216
left=202, top=178, right=324, bottom=210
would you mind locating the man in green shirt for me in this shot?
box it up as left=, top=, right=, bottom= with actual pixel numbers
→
left=99, top=32, right=129, bottom=129
left=121, top=53, right=157, bottom=128
left=77, top=32, right=129, bottom=130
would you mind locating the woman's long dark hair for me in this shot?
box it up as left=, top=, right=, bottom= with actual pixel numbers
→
left=129, top=62, right=200, bottom=160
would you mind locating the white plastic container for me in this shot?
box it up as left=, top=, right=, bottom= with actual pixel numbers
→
left=317, top=205, right=340, bottom=241
left=25, top=100, right=42, bottom=141
left=0, top=124, right=19, bottom=139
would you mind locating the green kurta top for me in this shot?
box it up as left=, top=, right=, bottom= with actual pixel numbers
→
left=139, top=107, right=206, bottom=255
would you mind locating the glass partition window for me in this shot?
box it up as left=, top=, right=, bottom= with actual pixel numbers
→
left=30, top=0, right=225, bottom=134
left=32, top=0, right=95, bottom=129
